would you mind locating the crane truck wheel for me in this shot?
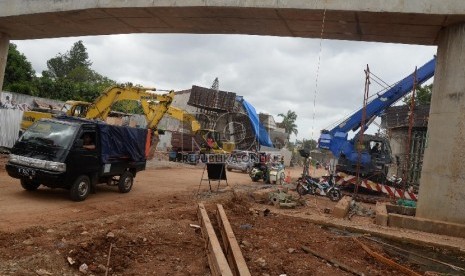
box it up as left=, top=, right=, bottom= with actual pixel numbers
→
left=118, top=171, right=134, bottom=193
left=20, top=179, right=41, bottom=191
left=70, top=175, right=91, bottom=201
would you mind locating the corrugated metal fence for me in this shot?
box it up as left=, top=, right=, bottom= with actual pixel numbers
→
left=0, top=109, right=23, bottom=148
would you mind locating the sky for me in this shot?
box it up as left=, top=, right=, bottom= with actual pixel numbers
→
left=12, top=34, right=437, bottom=142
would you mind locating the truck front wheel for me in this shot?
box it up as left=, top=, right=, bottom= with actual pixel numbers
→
left=20, top=179, right=40, bottom=191
left=70, top=175, right=91, bottom=201
left=118, top=171, right=134, bottom=193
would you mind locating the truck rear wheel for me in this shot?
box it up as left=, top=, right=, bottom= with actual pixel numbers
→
left=70, top=175, right=91, bottom=201
left=118, top=171, right=134, bottom=193
left=20, top=179, right=40, bottom=191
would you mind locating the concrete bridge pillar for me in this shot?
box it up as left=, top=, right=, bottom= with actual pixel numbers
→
left=416, top=23, right=465, bottom=224
left=0, top=32, right=9, bottom=91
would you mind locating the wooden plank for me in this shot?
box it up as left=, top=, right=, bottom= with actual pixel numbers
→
left=216, top=204, right=251, bottom=276
left=197, top=203, right=233, bottom=276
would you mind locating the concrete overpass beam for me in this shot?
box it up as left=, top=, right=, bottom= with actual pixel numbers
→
left=0, top=33, right=9, bottom=91
left=416, top=23, right=465, bottom=224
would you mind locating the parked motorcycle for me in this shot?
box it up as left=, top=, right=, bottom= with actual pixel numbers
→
left=249, top=163, right=269, bottom=183
left=268, top=162, right=285, bottom=185
left=295, top=149, right=342, bottom=201
left=295, top=174, right=342, bottom=201
left=249, top=161, right=285, bottom=184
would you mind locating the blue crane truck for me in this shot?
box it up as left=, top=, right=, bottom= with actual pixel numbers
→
left=318, top=57, right=436, bottom=181
left=6, top=116, right=150, bottom=201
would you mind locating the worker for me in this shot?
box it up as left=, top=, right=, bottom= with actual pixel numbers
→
left=205, top=134, right=214, bottom=151
left=82, top=133, right=95, bottom=150
left=371, top=142, right=380, bottom=154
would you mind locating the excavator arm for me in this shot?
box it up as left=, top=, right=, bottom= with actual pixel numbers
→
left=165, top=106, right=201, bottom=132
left=84, top=85, right=175, bottom=131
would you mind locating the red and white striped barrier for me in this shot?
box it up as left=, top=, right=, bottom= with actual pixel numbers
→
left=335, top=173, right=418, bottom=201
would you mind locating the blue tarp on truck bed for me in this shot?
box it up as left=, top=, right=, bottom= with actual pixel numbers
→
left=98, top=124, right=148, bottom=163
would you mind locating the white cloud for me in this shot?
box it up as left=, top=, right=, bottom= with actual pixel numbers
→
left=13, top=34, right=436, bottom=141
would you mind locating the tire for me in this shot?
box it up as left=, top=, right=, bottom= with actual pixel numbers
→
left=328, top=188, right=342, bottom=202
left=118, top=171, right=134, bottom=193
left=20, top=179, right=40, bottom=191
left=70, top=175, right=91, bottom=201
left=296, top=182, right=307, bottom=196
left=251, top=176, right=260, bottom=182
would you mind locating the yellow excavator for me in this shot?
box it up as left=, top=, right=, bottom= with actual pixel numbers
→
left=21, top=86, right=174, bottom=131
left=20, top=85, right=235, bottom=153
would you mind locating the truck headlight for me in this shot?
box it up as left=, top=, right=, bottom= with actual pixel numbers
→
left=9, top=154, right=19, bottom=163
left=45, top=161, right=66, bottom=172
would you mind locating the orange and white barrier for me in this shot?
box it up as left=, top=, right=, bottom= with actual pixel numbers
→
left=335, top=172, right=418, bottom=201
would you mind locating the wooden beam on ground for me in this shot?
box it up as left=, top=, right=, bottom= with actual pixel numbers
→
left=216, top=204, right=251, bottom=276
left=197, top=203, right=233, bottom=276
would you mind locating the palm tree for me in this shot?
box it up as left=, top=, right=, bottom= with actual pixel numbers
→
left=277, top=110, right=298, bottom=139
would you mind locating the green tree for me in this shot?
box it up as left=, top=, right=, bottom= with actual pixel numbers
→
left=43, top=40, right=92, bottom=80
left=295, top=139, right=317, bottom=150
left=4, top=43, right=37, bottom=94
left=277, top=110, right=298, bottom=138
left=403, top=84, right=432, bottom=105
left=67, top=40, right=92, bottom=72
left=40, top=40, right=115, bottom=101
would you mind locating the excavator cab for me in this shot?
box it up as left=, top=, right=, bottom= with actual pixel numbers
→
left=197, top=129, right=236, bottom=153
left=62, top=101, right=91, bottom=117
left=198, top=129, right=222, bottom=153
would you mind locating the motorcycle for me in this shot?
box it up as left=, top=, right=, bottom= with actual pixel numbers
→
left=268, top=162, right=285, bottom=185
left=249, top=162, right=285, bottom=184
left=295, top=149, right=342, bottom=201
left=295, top=174, right=342, bottom=202
left=249, top=163, right=269, bottom=183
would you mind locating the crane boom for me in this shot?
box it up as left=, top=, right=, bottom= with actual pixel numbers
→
left=319, top=57, right=436, bottom=155
left=318, top=57, right=436, bottom=180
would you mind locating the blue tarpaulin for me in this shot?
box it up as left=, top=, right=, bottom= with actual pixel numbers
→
left=238, top=97, right=273, bottom=147
left=55, top=115, right=149, bottom=163
left=99, top=124, right=148, bottom=163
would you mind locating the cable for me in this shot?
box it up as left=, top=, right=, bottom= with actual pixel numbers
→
left=310, top=6, right=327, bottom=141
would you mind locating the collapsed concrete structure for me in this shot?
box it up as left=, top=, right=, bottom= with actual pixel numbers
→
left=157, top=85, right=272, bottom=153
left=381, top=105, right=430, bottom=190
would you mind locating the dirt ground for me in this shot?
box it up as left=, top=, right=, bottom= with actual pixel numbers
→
left=1, top=154, right=465, bottom=275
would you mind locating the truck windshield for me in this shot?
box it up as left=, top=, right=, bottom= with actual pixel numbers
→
left=20, top=121, right=77, bottom=149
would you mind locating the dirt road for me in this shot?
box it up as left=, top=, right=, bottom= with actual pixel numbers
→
left=1, top=157, right=464, bottom=275
left=0, top=164, right=238, bottom=231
